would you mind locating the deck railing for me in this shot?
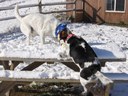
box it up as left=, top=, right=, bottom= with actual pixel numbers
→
left=0, top=0, right=84, bottom=21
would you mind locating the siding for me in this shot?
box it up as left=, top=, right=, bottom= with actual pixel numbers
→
left=84, top=0, right=128, bottom=24
left=66, top=0, right=128, bottom=24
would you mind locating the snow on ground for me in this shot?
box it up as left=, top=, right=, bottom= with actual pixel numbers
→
left=0, top=23, right=127, bottom=74
left=0, top=0, right=128, bottom=96
left=0, top=62, right=79, bottom=80
left=68, top=23, right=128, bottom=73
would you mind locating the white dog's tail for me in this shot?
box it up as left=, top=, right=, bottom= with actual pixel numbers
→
left=14, top=4, right=22, bottom=22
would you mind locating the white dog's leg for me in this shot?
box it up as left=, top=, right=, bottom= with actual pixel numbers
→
left=26, top=35, right=30, bottom=45
left=20, top=23, right=31, bottom=45
left=40, top=25, right=47, bottom=46
left=42, top=32, right=45, bottom=44
left=39, top=32, right=44, bottom=46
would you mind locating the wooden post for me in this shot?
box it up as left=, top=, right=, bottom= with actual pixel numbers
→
left=62, top=62, right=79, bottom=72
left=82, top=0, right=85, bottom=21
left=0, top=81, right=17, bottom=96
left=0, top=61, right=10, bottom=70
left=95, top=71, right=113, bottom=96
left=10, top=61, right=23, bottom=70
left=75, top=0, right=84, bottom=22
left=73, top=0, right=76, bottom=22
left=66, top=0, right=84, bottom=22
left=22, top=61, right=44, bottom=70
left=104, top=83, right=113, bottom=96
left=0, top=61, right=44, bottom=96
left=38, top=0, right=42, bottom=13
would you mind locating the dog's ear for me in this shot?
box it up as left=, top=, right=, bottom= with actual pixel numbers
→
left=61, top=31, right=65, bottom=37
left=58, top=31, right=68, bottom=41
left=61, top=31, right=68, bottom=38
left=57, top=31, right=66, bottom=41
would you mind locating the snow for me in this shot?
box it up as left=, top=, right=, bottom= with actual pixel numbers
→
left=0, top=63, right=79, bottom=80
left=0, top=0, right=128, bottom=95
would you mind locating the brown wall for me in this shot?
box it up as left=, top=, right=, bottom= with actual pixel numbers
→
left=66, top=0, right=128, bottom=24
left=84, top=0, right=128, bottom=24
left=66, top=0, right=84, bottom=22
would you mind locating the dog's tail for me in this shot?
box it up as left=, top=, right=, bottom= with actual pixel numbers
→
left=14, top=4, right=22, bottom=22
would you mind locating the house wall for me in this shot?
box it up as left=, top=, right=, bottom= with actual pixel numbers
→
left=84, top=0, right=128, bottom=24
left=66, top=0, right=84, bottom=22
left=66, top=0, right=128, bottom=24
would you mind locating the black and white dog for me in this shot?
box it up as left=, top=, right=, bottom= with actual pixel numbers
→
left=55, top=23, right=101, bottom=95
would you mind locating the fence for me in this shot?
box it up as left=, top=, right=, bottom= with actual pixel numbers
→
left=0, top=0, right=84, bottom=22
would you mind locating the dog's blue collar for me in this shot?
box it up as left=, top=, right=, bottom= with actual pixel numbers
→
left=55, top=23, right=68, bottom=37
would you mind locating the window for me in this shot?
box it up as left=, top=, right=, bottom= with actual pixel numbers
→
left=106, top=0, right=125, bottom=12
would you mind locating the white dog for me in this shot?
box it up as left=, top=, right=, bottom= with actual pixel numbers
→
left=15, top=5, right=60, bottom=45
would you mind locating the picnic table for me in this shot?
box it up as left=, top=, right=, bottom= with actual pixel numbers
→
left=0, top=42, right=126, bottom=71
left=0, top=41, right=126, bottom=96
